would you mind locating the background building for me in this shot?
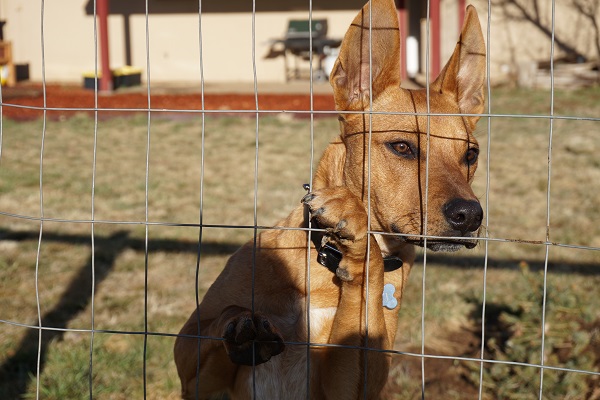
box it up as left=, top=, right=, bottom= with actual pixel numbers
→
left=0, top=0, right=598, bottom=87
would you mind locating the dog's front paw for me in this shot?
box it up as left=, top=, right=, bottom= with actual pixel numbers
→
left=302, top=186, right=369, bottom=283
left=222, top=310, right=284, bottom=366
left=302, top=187, right=368, bottom=244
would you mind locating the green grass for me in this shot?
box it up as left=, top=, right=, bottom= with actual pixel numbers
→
left=0, top=88, right=599, bottom=399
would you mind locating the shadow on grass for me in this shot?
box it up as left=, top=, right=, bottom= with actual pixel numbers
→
left=0, top=228, right=239, bottom=400
left=421, top=253, right=600, bottom=276
left=0, top=227, right=598, bottom=398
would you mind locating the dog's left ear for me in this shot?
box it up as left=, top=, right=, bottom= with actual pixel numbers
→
left=330, top=0, right=401, bottom=112
left=431, top=5, right=486, bottom=131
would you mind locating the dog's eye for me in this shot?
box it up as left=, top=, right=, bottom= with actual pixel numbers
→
left=466, top=148, right=479, bottom=165
left=387, top=141, right=415, bottom=159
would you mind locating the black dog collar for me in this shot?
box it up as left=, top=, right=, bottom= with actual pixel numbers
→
left=303, top=201, right=403, bottom=274
left=314, top=240, right=403, bottom=274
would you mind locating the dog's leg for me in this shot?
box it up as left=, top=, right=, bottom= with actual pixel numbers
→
left=323, top=236, right=390, bottom=399
left=174, top=305, right=284, bottom=399
left=304, top=187, right=390, bottom=399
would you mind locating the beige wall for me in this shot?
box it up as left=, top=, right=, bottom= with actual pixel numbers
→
left=0, top=0, right=356, bottom=84
left=0, top=0, right=96, bottom=82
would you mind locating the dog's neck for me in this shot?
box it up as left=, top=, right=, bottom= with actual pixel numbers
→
left=312, top=139, right=345, bottom=189
left=375, top=233, right=415, bottom=261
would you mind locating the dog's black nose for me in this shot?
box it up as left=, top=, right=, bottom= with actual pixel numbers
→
left=443, top=199, right=483, bottom=233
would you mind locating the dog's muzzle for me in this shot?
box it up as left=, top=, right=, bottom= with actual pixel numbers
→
left=390, top=212, right=481, bottom=252
left=424, top=239, right=478, bottom=252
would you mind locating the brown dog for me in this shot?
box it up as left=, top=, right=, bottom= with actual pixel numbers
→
left=174, top=0, right=486, bottom=398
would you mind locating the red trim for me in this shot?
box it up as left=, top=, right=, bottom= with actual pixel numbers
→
left=97, top=0, right=112, bottom=92
left=430, top=0, right=441, bottom=78
left=458, top=0, right=466, bottom=29
left=397, top=8, right=408, bottom=81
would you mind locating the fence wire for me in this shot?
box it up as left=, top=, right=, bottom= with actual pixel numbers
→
left=0, top=0, right=599, bottom=399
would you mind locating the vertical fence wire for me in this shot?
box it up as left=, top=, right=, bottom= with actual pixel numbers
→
left=2, top=0, right=599, bottom=399
left=142, top=0, right=152, bottom=397
left=364, top=2, right=375, bottom=398
left=538, top=0, right=557, bottom=397
left=421, top=0, right=433, bottom=397
left=193, top=1, right=207, bottom=399
left=89, top=1, right=100, bottom=398
left=305, top=2, right=315, bottom=397
left=478, top=0, right=494, bottom=398
left=34, top=1, right=48, bottom=399
left=0, top=29, right=3, bottom=163
left=251, top=0, right=260, bottom=394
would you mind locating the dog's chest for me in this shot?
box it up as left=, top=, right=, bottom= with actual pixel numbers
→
left=248, top=345, right=308, bottom=399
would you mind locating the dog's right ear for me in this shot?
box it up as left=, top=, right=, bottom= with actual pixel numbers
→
left=330, top=0, right=401, bottom=112
left=431, top=5, right=486, bottom=131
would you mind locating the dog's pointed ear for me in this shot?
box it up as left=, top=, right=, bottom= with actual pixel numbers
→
left=330, top=0, right=401, bottom=111
left=431, top=5, right=486, bottom=130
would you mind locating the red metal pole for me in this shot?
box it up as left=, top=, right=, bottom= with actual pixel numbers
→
left=397, top=3, right=408, bottom=81
left=430, top=0, right=441, bottom=79
left=97, top=0, right=112, bottom=92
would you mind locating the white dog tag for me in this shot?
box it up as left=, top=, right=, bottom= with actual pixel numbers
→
left=382, top=283, right=398, bottom=310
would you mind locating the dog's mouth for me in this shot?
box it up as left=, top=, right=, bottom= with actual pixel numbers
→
left=405, top=238, right=478, bottom=252
left=390, top=224, right=478, bottom=252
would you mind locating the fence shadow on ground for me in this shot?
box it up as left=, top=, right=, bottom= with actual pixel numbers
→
left=423, top=252, right=600, bottom=276
left=0, top=227, right=598, bottom=399
left=0, top=227, right=238, bottom=399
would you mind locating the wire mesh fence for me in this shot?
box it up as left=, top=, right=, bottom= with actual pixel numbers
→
left=0, top=0, right=599, bottom=399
